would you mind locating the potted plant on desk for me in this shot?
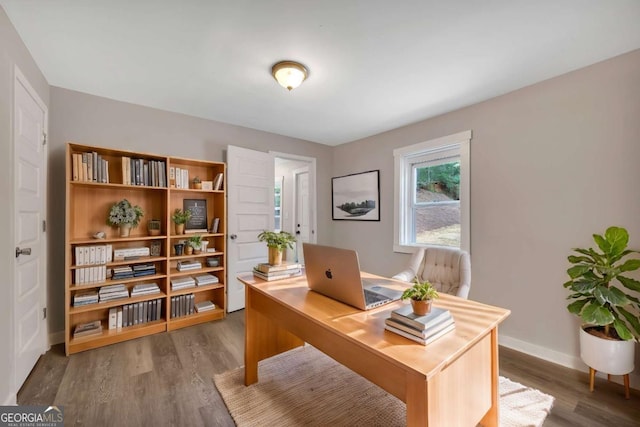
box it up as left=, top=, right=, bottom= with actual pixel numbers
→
left=257, top=230, right=296, bottom=266
left=401, top=277, right=439, bottom=315
left=564, top=226, right=640, bottom=398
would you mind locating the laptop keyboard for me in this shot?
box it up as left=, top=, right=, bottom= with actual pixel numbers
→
left=364, top=288, right=391, bottom=304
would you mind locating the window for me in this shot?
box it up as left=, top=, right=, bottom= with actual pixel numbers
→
left=394, top=131, right=471, bottom=253
left=274, top=176, right=283, bottom=231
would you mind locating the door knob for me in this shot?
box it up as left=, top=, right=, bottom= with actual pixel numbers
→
left=229, top=234, right=237, bottom=240
left=15, top=247, right=32, bottom=258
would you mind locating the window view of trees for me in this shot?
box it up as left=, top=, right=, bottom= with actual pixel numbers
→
left=413, top=161, right=460, bottom=247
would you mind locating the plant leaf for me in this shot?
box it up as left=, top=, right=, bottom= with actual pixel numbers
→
left=581, top=302, right=614, bottom=326
left=612, top=319, right=634, bottom=340
left=618, top=259, right=640, bottom=272
left=567, top=299, right=588, bottom=315
left=618, top=275, right=640, bottom=292
left=593, top=233, right=609, bottom=254
left=568, top=279, right=597, bottom=294
left=567, top=265, right=591, bottom=279
left=598, top=286, right=630, bottom=306
left=617, top=307, right=640, bottom=339
left=605, top=226, right=629, bottom=258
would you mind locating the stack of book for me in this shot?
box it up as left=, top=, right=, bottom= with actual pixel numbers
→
left=194, top=273, right=219, bottom=286
left=177, top=260, right=202, bottom=272
left=133, top=263, right=156, bottom=277
left=195, top=300, right=215, bottom=313
left=131, top=282, right=160, bottom=296
left=171, top=294, right=195, bottom=318
left=73, top=290, right=99, bottom=307
left=171, top=276, right=196, bottom=291
left=121, top=299, right=163, bottom=327
left=98, top=284, right=129, bottom=303
left=111, top=266, right=134, bottom=280
left=73, top=320, right=103, bottom=338
left=384, top=305, right=455, bottom=345
left=252, top=262, right=302, bottom=281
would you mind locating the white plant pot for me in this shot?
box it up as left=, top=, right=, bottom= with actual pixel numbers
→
left=579, top=326, right=635, bottom=375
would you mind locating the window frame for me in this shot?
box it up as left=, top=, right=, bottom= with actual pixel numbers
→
left=393, top=130, right=472, bottom=253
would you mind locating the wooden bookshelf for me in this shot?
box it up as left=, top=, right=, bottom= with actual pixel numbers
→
left=65, top=143, right=226, bottom=355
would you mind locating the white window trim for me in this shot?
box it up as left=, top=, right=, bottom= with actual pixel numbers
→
left=393, top=130, right=472, bottom=253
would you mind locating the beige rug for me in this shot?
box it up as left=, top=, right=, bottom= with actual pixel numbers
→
left=214, top=346, right=554, bottom=427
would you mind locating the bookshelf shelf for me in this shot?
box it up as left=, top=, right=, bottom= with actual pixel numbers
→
left=65, top=143, right=226, bottom=355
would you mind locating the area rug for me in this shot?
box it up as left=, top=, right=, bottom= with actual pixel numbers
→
left=214, top=346, right=554, bottom=427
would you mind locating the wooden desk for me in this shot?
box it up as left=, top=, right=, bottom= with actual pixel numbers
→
left=239, top=272, right=510, bottom=427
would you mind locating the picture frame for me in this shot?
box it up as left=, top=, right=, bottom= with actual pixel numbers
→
left=183, top=199, right=208, bottom=232
left=331, top=170, right=380, bottom=221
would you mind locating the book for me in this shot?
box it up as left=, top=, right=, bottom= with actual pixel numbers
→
left=194, top=273, right=219, bottom=285
left=384, top=316, right=455, bottom=340
left=255, top=262, right=302, bottom=274
left=252, top=268, right=302, bottom=281
left=195, top=300, right=215, bottom=313
left=385, top=321, right=455, bottom=345
left=390, top=305, right=451, bottom=331
left=213, top=172, right=224, bottom=190
left=73, top=320, right=103, bottom=338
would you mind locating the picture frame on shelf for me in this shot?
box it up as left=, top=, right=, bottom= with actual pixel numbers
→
left=183, top=199, right=208, bottom=232
left=331, top=170, right=380, bottom=221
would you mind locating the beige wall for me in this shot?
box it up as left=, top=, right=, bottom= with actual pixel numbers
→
left=0, top=7, right=50, bottom=404
left=48, top=87, right=334, bottom=336
left=331, top=49, right=640, bottom=379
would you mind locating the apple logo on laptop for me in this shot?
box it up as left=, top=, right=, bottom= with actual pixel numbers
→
left=325, top=269, right=333, bottom=279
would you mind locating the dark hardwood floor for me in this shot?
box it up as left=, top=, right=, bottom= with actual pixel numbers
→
left=19, top=310, right=640, bottom=426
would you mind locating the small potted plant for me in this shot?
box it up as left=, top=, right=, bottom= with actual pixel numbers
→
left=401, top=276, right=440, bottom=315
left=147, top=219, right=161, bottom=236
left=106, top=199, right=143, bottom=237
left=192, top=176, right=202, bottom=190
left=564, top=226, right=640, bottom=396
left=171, top=208, right=191, bottom=235
left=188, top=234, right=203, bottom=254
left=257, top=230, right=296, bottom=265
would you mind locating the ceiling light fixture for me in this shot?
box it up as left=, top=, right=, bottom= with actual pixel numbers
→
left=271, top=61, right=308, bottom=91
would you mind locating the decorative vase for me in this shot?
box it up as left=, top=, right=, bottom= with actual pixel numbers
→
left=119, top=224, right=132, bottom=237
left=174, top=243, right=184, bottom=256
left=410, top=299, right=432, bottom=316
left=147, top=219, right=161, bottom=236
left=175, top=223, right=185, bottom=235
left=268, top=247, right=283, bottom=266
left=185, top=245, right=193, bottom=255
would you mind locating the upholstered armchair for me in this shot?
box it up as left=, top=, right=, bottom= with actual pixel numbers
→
left=392, top=247, right=471, bottom=299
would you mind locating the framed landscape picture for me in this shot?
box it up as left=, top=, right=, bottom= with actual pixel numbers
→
left=183, top=199, right=208, bottom=232
left=332, top=170, right=380, bottom=221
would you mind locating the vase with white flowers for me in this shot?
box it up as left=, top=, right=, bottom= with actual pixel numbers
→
left=107, top=199, right=144, bottom=237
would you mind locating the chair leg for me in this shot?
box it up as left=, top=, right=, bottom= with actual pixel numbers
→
left=624, top=374, right=630, bottom=399
left=607, top=374, right=611, bottom=382
left=589, top=367, right=596, bottom=392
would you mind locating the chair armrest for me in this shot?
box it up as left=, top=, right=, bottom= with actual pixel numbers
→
left=392, top=269, right=415, bottom=282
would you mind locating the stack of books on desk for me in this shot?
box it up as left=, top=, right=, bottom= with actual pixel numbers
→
left=384, top=305, right=455, bottom=345
left=252, top=262, right=302, bottom=281
left=177, top=260, right=202, bottom=272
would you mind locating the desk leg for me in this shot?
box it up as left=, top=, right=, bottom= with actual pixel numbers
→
left=479, top=327, right=499, bottom=427
left=244, top=287, right=259, bottom=386
left=406, top=374, right=429, bottom=426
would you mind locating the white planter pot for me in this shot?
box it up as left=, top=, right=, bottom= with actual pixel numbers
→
left=579, top=326, right=635, bottom=375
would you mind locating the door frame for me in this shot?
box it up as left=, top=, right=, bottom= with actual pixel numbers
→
left=12, top=65, right=48, bottom=399
left=270, top=151, right=317, bottom=245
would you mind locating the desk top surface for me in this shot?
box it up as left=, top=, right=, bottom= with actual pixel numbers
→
left=239, top=271, right=510, bottom=377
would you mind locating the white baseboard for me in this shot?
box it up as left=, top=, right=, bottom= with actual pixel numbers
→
left=49, top=330, right=64, bottom=346
left=3, top=393, right=16, bottom=406
left=499, top=333, right=640, bottom=390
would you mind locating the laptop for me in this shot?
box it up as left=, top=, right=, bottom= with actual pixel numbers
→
left=302, top=243, right=403, bottom=310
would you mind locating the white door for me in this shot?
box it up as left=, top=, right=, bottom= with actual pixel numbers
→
left=14, top=67, right=48, bottom=390
left=226, top=146, right=274, bottom=312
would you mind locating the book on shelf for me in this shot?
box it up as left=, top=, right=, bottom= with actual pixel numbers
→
left=389, top=305, right=452, bottom=331
left=131, top=282, right=160, bottom=296
left=98, top=284, right=129, bottom=302
left=254, top=262, right=302, bottom=274
left=73, top=290, right=99, bottom=306
left=171, top=276, right=196, bottom=290
left=73, top=320, right=103, bottom=338
left=213, top=172, right=224, bottom=190
left=211, top=217, right=220, bottom=233
left=176, top=260, right=202, bottom=271
left=252, top=268, right=302, bottom=281
left=385, top=321, right=455, bottom=345
left=195, top=300, right=215, bottom=313
left=184, top=229, right=208, bottom=234
left=194, top=273, right=219, bottom=286
left=384, top=316, right=455, bottom=340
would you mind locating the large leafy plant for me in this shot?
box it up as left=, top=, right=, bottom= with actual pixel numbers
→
left=564, top=226, right=640, bottom=341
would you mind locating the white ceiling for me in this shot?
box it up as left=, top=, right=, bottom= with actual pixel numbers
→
left=2, top=1, right=640, bottom=146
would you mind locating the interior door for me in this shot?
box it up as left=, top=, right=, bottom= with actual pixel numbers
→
left=293, top=168, right=310, bottom=263
left=14, top=67, right=47, bottom=390
left=226, top=146, right=274, bottom=312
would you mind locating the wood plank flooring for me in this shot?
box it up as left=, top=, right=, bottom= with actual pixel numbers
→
left=19, top=310, right=640, bottom=426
